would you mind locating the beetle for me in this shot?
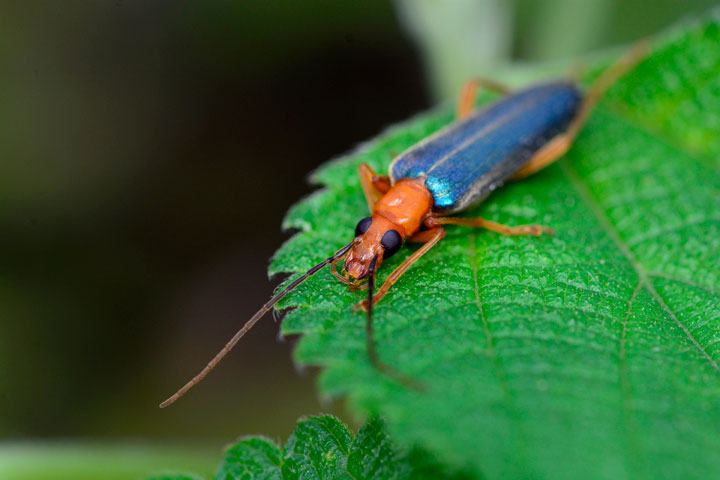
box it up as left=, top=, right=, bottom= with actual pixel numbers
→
left=160, top=42, right=648, bottom=407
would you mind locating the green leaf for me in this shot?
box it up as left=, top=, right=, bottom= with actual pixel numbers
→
left=269, top=11, right=720, bottom=480
left=213, top=415, right=469, bottom=480
left=0, top=443, right=217, bottom=480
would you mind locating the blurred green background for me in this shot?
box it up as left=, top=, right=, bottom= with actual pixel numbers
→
left=0, top=0, right=716, bottom=478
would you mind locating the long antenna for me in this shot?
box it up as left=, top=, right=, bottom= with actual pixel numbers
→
left=160, top=241, right=354, bottom=408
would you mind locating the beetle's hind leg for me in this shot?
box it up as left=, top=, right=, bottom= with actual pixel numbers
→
left=427, top=215, right=552, bottom=236
left=512, top=40, right=650, bottom=180
left=358, top=163, right=391, bottom=211
left=456, top=77, right=511, bottom=119
left=511, top=134, right=574, bottom=180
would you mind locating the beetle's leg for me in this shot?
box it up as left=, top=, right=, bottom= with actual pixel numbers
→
left=331, top=252, right=368, bottom=290
left=354, top=227, right=446, bottom=311
left=512, top=40, right=650, bottom=179
left=426, top=215, right=552, bottom=236
left=510, top=134, right=573, bottom=179
left=456, top=77, right=511, bottom=119
left=358, top=163, right=391, bottom=211
left=331, top=259, right=353, bottom=286
left=568, top=38, right=650, bottom=141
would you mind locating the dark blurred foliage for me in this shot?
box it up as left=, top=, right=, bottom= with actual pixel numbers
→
left=0, top=1, right=426, bottom=441
left=0, top=0, right=716, bottom=444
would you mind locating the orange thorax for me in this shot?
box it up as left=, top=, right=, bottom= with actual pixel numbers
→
left=373, top=177, right=434, bottom=238
left=344, top=178, right=434, bottom=280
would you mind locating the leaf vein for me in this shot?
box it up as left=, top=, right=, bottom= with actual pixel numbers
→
left=626, top=215, right=720, bottom=247
left=560, top=158, right=720, bottom=374
left=619, top=282, right=642, bottom=470
left=647, top=271, right=720, bottom=297
left=469, top=232, right=530, bottom=465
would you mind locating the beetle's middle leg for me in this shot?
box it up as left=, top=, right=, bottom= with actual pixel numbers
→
left=456, top=77, right=511, bottom=119
left=426, top=216, right=552, bottom=236
left=358, top=163, right=391, bottom=211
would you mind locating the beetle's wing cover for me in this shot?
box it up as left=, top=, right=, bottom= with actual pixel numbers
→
left=390, top=82, right=582, bottom=213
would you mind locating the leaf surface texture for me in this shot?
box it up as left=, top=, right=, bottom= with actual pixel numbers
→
left=270, top=14, right=720, bottom=480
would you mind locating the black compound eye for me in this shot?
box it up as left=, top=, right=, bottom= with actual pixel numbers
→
left=355, top=217, right=372, bottom=237
left=380, top=230, right=403, bottom=258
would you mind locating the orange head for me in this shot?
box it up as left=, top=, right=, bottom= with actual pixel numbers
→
left=341, top=177, right=434, bottom=284
left=344, top=215, right=404, bottom=282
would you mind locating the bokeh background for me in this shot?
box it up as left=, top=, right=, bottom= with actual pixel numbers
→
left=1, top=0, right=716, bottom=477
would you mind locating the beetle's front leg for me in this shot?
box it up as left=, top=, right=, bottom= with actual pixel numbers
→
left=354, top=227, right=446, bottom=311
left=456, top=77, right=511, bottom=119
left=358, top=163, right=391, bottom=212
